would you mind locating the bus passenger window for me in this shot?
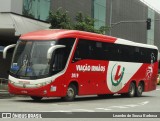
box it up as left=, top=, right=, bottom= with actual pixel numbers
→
left=72, top=40, right=89, bottom=62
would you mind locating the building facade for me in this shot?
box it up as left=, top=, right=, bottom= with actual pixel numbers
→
left=106, top=0, right=160, bottom=47
left=154, top=12, right=160, bottom=49
left=106, top=0, right=148, bottom=43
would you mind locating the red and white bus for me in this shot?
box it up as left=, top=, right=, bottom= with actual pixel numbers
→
left=3, top=29, right=158, bottom=101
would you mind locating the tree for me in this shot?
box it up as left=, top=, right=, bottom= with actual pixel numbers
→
left=48, top=8, right=109, bottom=34
left=74, top=12, right=109, bottom=34
left=48, top=8, right=72, bottom=29
left=74, top=12, right=95, bottom=32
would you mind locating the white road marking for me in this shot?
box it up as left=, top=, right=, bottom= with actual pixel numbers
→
left=125, top=104, right=138, bottom=108
left=156, top=88, right=160, bottom=91
left=49, top=110, right=72, bottom=112
left=59, top=110, right=72, bottom=112
left=45, top=109, right=95, bottom=112
left=138, top=101, right=149, bottom=105
left=96, top=101, right=149, bottom=111
left=96, top=108, right=105, bottom=110
left=72, top=109, right=95, bottom=112
left=43, top=101, right=149, bottom=112
left=103, top=108, right=112, bottom=111
left=96, top=108, right=112, bottom=111
left=110, top=106, right=128, bottom=109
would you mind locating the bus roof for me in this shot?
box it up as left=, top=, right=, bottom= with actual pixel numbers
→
left=116, top=38, right=158, bottom=50
left=20, top=29, right=116, bottom=43
left=20, top=29, right=158, bottom=50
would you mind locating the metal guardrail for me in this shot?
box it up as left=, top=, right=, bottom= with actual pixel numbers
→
left=0, top=78, right=8, bottom=91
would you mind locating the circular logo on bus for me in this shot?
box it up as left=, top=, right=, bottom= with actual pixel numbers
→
left=111, top=64, right=125, bottom=86
left=107, top=62, right=141, bottom=93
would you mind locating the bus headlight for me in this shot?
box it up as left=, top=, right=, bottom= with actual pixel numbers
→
left=9, top=80, right=15, bottom=84
left=36, top=83, right=42, bottom=87
left=36, top=80, right=52, bottom=87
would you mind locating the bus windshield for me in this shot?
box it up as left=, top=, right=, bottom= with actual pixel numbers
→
left=10, top=38, right=75, bottom=79
left=10, top=40, right=56, bottom=78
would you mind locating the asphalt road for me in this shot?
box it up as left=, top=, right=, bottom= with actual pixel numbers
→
left=0, top=85, right=160, bottom=121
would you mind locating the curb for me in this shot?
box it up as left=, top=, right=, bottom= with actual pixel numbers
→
left=0, top=90, right=14, bottom=98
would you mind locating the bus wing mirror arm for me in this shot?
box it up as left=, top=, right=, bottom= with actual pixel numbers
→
left=47, top=45, right=66, bottom=60
left=3, top=44, right=16, bottom=59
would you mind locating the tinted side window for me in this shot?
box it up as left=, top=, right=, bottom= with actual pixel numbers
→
left=73, top=40, right=89, bottom=61
left=73, top=39, right=158, bottom=63
left=51, top=38, right=75, bottom=74
left=73, top=39, right=106, bottom=62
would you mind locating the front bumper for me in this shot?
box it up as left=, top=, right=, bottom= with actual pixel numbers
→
left=8, top=82, right=65, bottom=97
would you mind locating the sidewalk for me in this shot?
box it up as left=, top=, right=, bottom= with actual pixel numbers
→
left=0, top=89, right=13, bottom=98
left=0, top=78, right=12, bottom=98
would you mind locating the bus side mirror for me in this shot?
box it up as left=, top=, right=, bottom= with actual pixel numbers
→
left=47, top=45, right=66, bottom=60
left=3, top=44, right=16, bottom=59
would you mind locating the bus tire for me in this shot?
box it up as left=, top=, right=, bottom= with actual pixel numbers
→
left=30, top=96, right=43, bottom=101
left=127, top=82, right=136, bottom=97
left=135, top=82, right=143, bottom=97
left=62, top=84, right=76, bottom=101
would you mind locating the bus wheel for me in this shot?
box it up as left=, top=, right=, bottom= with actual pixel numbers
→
left=30, top=96, right=43, bottom=101
left=63, top=84, right=76, bottom=101
left=127, top=82, right=136, bottom=97
left=135, top=82, right=143, bottom=97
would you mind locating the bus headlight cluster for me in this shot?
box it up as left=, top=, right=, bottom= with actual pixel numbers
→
left=9, top=80, right=15, bottom=84
left=36, top=80, right=52, bottom=87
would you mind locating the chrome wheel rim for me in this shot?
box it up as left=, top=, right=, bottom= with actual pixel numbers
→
left=129, top=84, right=134, bottom=95
left=67, top=88, right=74, bottom=97
left=138, top=85, right=142, bottom=94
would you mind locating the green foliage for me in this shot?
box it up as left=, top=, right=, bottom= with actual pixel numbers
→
left=74, top=12, right=109, bottom=34
left=48, top=8, right=72, bottom=29
left=74, top=12, right=95, bottom=32
left=48, top=8, right=109, bottom=34
left=98, top=26, right=110, bottom=34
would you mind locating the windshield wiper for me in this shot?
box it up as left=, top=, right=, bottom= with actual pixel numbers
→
left=15, top=64, right=24, bottom=75
left=15, top=54, right=29, bottom=75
